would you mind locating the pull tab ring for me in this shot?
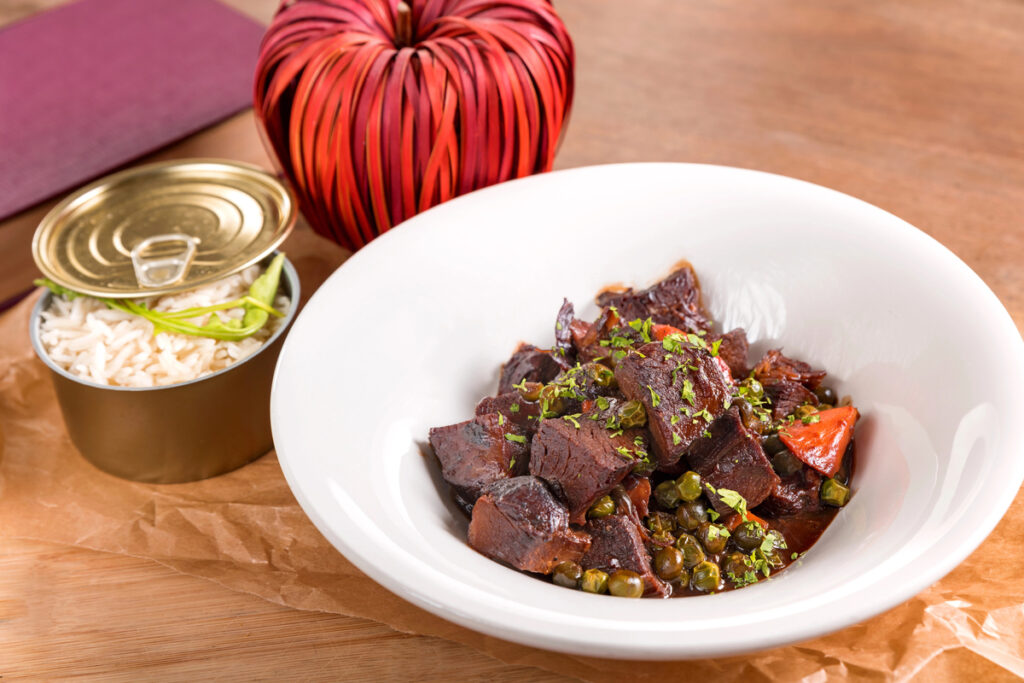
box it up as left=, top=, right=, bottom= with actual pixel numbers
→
left=130, top=234, right=199, bottom=289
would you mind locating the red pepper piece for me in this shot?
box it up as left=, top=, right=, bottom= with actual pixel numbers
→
left=651, top=323, right=685, bottom=341
left=778, top=406, right=859, bottom=477
left=723, top=510, right=768, bottom=532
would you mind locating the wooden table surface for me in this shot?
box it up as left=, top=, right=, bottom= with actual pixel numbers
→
left=2, top=0, right=1023, bottom=680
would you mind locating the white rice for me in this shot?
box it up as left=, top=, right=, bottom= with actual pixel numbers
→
left=38, top=264, right=290, bottom=387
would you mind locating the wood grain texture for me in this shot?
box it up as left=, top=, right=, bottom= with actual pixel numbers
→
left=1, top=0, right=1022, bottom=680
left=0, top=537, right=573, bottom=682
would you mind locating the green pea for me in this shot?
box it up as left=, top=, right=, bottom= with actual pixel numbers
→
left=722, top=551, right=753, bottom=585
left=771, top=449, right=803, bottom=477
left=618, top=400, right=648, bottom=428
left=674, top=500, right=707, bottom=531
left=814, top=386, right=837, bottom=405
left=538, top=384, right=567, bottom=415
left=674, top=471, right=702, bottom=502
left=654, top=480, right=682, bottom=509
left=675, top=533, right=706, bottom=569
left=517, top=381, right=543, bottom=402
left=653, top=547, right=685, bottom=581
left=551, top=561, right=582, bottom=589
left=690, top=561, right=721, bottom=592
left=586, top=363, right=616, bottom=388
left=794, top=404, right=818, bottom=420
left=580, top=568, right=609, bottom=594
left=645, top=511, right=677, bottom=535
left=587, top=495, right=616, bottom=519
left=697, top=521, right=729, bottom=554
left=821, top=478, right=851, bottom=507
left=762, top=434, right=787, bottom=456
left=608, top=570, right=644, bottom=598
left=732, top=520, right=765, bottom=553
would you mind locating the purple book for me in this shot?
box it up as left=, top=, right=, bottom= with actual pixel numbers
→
left=0, top=0, right=266, bottom=221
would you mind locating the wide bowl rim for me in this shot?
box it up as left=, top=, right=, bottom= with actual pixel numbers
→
left=271, top=162, right=1024, bottom=659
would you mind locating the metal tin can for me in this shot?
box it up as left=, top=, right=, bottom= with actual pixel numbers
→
left=29, top=252, right=299, bottom=483
left=29, top=160, right=299, bottom=483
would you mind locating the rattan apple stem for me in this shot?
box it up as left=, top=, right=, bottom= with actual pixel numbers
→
left=396, top=2, right=413, bottom=47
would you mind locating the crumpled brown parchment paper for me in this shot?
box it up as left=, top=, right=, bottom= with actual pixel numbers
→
left=0, top=227, right=1021, bottom=682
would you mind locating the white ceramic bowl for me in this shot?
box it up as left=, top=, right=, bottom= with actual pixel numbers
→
left=271, top=163, right=1024, bottom=659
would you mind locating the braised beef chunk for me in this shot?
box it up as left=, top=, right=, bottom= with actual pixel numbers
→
left=595, top=264, right=710, bottom=333
left=498, top=343, right=571, bottom=394
left=754, top=349, right=826, bottom=391
left=715, top=328, right=750, bottom=378
left=614, top=341, right=731, bottom=468
left=622, top=475, right=652, bottom=519
left=429, top=414, right=529, bottom=502
left=757, top=467, right=824, bottom=516
left=582, top=515, right=669, bottom=597
left=764, top=380, right=818, bottom=420
left=529, top=419, right=646, bottom=524
left=684, top=407, right=780, bottom=515
left=475, top=392, right=542, bottom=432
left=554, top=298, right=575, bottom=356
left=467, top=476, right=591, bottom=574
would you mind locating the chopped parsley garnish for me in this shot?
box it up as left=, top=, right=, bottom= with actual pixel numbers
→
left=672, top=432, right=682, bottom=445
left=670, top=414, right=680, bottom=425
left=596, top=396, right=610, bottom=411
left=702, top=429, right=712, bottom=438
left=497, top=414, right=505, bottom=426
left=646, top=384, right=661, bottom=407
left=662, top=333, right=685, bottom=355
left=563, top=413, right=581, bottom=428
left=708, top=509, right=720, bottom=521
left=681, top=378, right=696, bottom=405
left=509, top=457, right=516, bottom=469
left=714, top=487, right=749, bottom=520
left=512, top=378, right=529, bottom=392
left=616, top=446, right=634, bottom=459
left=801, top=413, right=821, bottom=425
left=627, top=317, right=654, bottom=343
left=711, top=338, right=722, bottom=357
left=504, top=433, right=526, bottom=444
left=509, top=402, right=520, bottom=413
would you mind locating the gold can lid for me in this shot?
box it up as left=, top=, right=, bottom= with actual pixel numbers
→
left=32, top=159, right=295, bottom=298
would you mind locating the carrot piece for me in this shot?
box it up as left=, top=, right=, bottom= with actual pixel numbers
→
left=778, top=406, right=859, bottom=477
left=581, top=399, right=595, bottom=414
left=651, top=323, right=685, bottom=341
left=723, top=510, right=768, bottom=531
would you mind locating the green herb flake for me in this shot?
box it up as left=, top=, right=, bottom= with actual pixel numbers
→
left=681, top=378, right=696, bottom=405
left=646, top=384, right=661, bottom=407
left=715, top=487, right=749, bottom=520
left=802, top=414, right=821, bottom=425
left=596, top=396, right=610, bottom=411
left=504, top=433, right=527, bottom=444
left=711, top=338, right=722, bottom=356
left=497, top=414, right=505, bottom=426
left=509, top=402, right=520, bottom=413
left=563, top=414, right=581, bottom=429
left=672, top=432, right=682, bottom=446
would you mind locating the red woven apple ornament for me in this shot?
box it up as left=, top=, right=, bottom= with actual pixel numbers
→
left=254, top=0, right=574, bottom=250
